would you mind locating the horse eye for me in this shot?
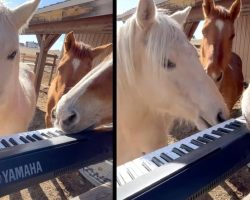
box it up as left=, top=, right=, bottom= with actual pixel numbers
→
left=164, top=58, right=176, bottom=69
left=229, top=34, right=235, bottom=40
left=7, top=50, right=17, bottom=60
left=216, top=72, right=223, bottom=82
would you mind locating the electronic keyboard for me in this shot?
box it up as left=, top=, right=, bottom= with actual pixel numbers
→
left=0, top=128, right=113, bottom=197
left=117, top=117, right=250, bottom=200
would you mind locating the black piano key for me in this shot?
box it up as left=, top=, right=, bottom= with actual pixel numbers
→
left=180, top=144, right=194, bottom=152
left=172, top=147, right=186, bottom=156
left=234, top=120, right=244, bottom=125
left=225, top=124, right=237, bottom=130
left=32, top=134, right=43, bottom=141
left=19, top=136, right=29, bottom=143
left=41, top=133, right=52, bottom=138
left=197, top=136, right=210, bottom=144
left=55, top=130, right=64, bottom=134
left=191, top=139, right=204, bottom=147
left=142, top=162, right=152, bottom=172
left=160, top=153, right=174, bottom=162
left=127, top=169, right=135, bottom=180
left=230, top=121, right=242, bottom=128
left=211, top=130, right=225, bottom=137
left=26, top=135, right=36, bottom=142
left=47, top=131, right=57, bottom=137
left=9, top=138, right=18, bottom=146
left=203, top=134, right=217, bottom=141
left=151, top=157, right=164, bottom=167
left=217, top=128, right=231, bottom=133
left=1, top=139, right=11, bottom=147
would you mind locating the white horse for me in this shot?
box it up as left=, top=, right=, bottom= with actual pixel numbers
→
left=117, top=0, right=229, bottom=165
left=53, top=53, right=113, bottom=133
left=0, top=0, right=39, bottom=135
left=241, top=84, right=250, bottom=127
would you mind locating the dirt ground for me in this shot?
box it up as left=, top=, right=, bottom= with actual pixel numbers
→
left=0, top=69, right=95, bottom=200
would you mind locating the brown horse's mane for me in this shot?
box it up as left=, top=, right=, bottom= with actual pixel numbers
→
left=212, top=6, right=232, bottom=20
left=70, top=41, right=93, bottom=59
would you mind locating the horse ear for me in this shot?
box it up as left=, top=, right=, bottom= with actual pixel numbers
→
left=91, top=43, right=112, bottom=58
left=64, top=31, right=75, bottom=52
left=170, top=6, right=191, bottom=27
left=11, top=0, right=40, bottom=30
left=229, top=0, right=241, bottom=21
left=136, top=0, right=156, bottom=29
left=202, top=0, right=215, bottom=18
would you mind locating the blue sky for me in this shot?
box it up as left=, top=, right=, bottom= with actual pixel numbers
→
left=117, top=0, right=203, bottom=39
left=3, top=0, right=65, bottom=50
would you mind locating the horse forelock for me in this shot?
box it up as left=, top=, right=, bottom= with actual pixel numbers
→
left=118, top=11, right=185, bottom=85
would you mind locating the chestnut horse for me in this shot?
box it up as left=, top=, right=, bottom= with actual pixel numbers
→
left=0, top=0, right=39, bottom=135
left=53, top=53, right=113, bottom=133
left=117, top=0, right=229, bottom=165
left=45, top=32, right=112, bottom=127
left=200, top=0, right=243, bottom=111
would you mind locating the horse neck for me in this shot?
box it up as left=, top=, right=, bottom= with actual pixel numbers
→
left=0, top=63, right=21, bottom=106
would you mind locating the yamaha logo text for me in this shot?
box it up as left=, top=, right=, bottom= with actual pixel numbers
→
left=0, top=161, right=43, bottom=184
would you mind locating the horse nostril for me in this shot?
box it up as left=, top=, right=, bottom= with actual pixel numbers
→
left=62, top=111, right=77, bottom=127
left=217, top=111, right=225, bottom=123
left=51, top=108, right=56, bottom=119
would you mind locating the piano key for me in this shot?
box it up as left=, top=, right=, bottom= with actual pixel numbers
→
left=197, top=136, right=211, bottom=144
left=180, top=144, right=194, bottom=152
left=132, top=158, right=150, bottom=175
left=117, top=173, right=125, bottom=186
left=217, top=128, right=231, bottom=133
left=126, top=168, right=136, bottom=180
left=26, top=135, right=36, bottom=142
left=160, top=153, right=174, bottom=162
left=19, top=136, right=29, bottom=143
left=40, top=133, right=52, bottom=138
left=230, top=122, right=242, bottom=128
left=32, top=134, right=43, bottom=141
left=124, top=162, right=144, bottom=177
left=224, top=124, right=238, bottom=130
left=172, top=148, right=186, bottom=156
left=191, top=139, right=205, bottom=147
left=9, top=138, right=18, bottom=146
left=211, top=130, right=226, bottom=137
left=1, top=139, right=11, bottom=147
left=203, top=134, right=217, bottom=141
left=47, top=131, right=58, bottom=137
left=117, top=166, right=133, bottom=183
left=142, top=162, right=152, bottom=172
left=151, top=157, right=164, bottom=167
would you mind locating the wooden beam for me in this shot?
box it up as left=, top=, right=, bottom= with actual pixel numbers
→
left=24, top=15, right=113, bottom=35
left=34, top=34, right=61, bottom=96
left=184, top=22, right=199, bottom=40
left=117, top=0, right=250, bottom=22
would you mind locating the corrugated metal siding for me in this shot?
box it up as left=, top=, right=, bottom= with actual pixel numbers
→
left=74, top=33, right=112, bottom=67
left=233, top=14, right=250, bottom=81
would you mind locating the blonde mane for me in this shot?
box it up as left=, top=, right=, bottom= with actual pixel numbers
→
left=117, top=11, right=187, bottom=87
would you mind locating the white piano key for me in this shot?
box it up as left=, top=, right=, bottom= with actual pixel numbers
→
left=117, top=117, right=239, bottom=188
left=117, top=173, right=125, bottom=186
left=0, top=142, right=6, bottom=149
left=124, top=162, right=144, bottom=177
left=7, top=134, right=26, bottom=145
left=132, top=158, right=150, bottom=175
left=117, top=166, right=133, bottom=184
